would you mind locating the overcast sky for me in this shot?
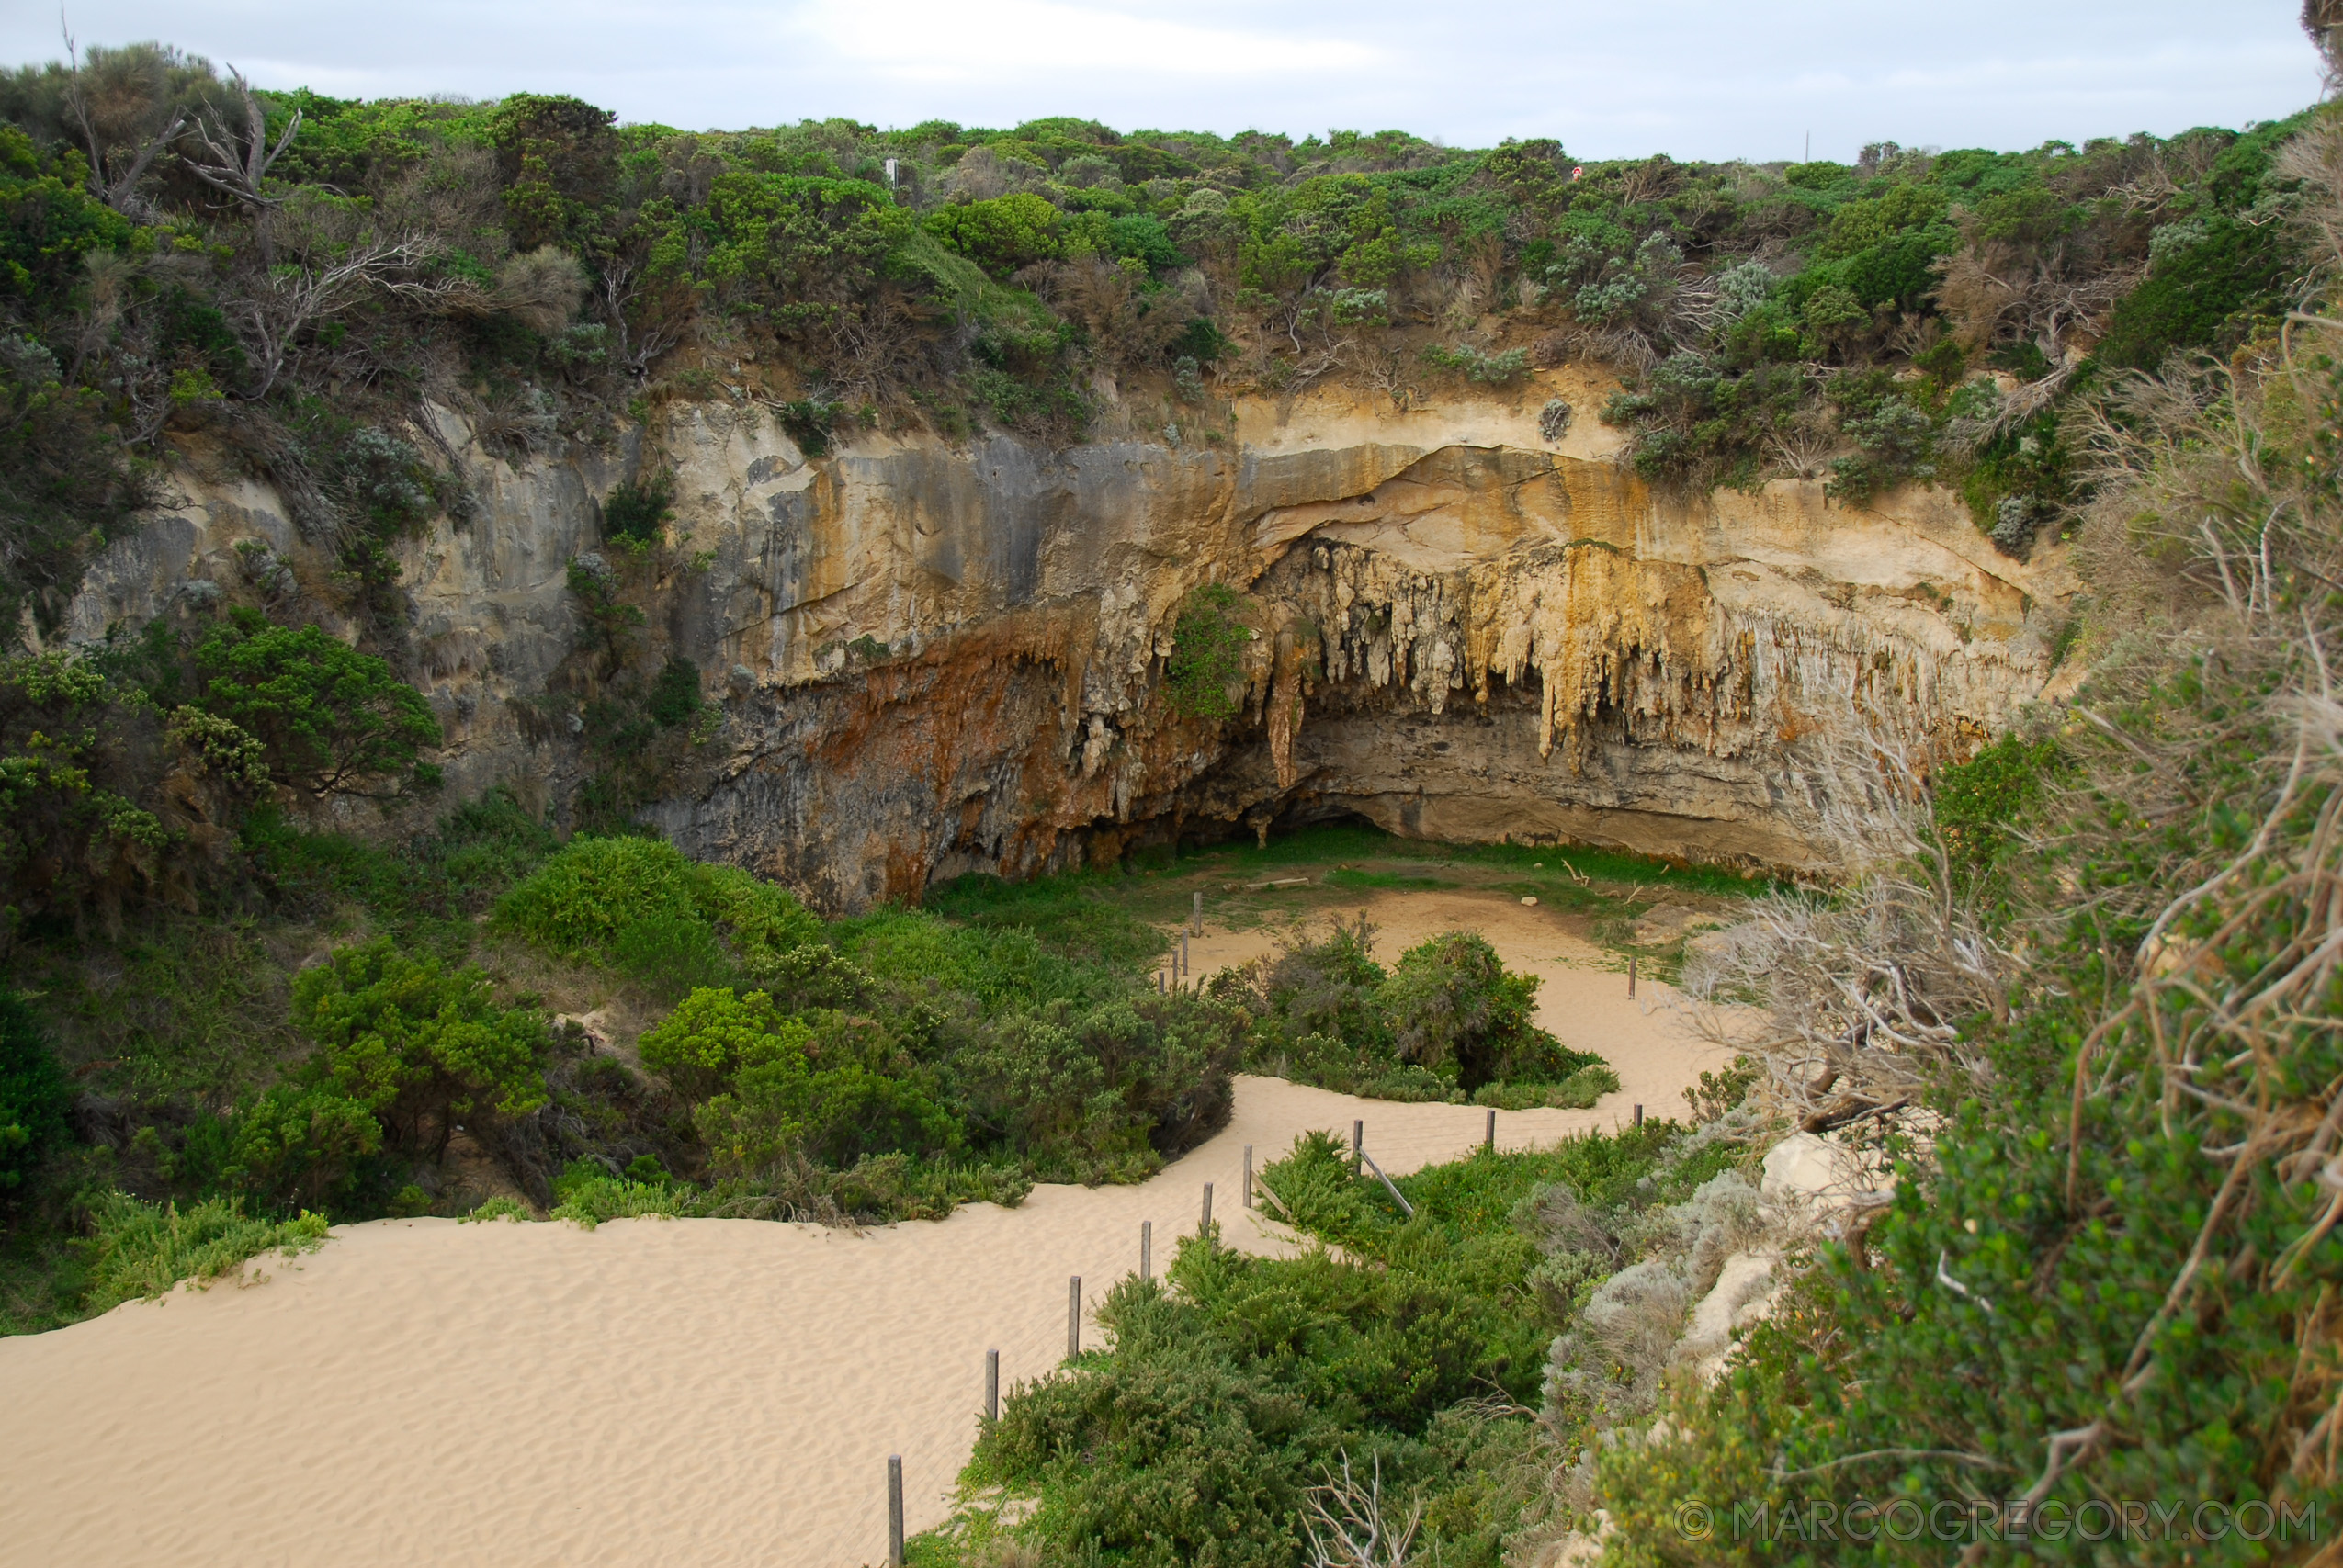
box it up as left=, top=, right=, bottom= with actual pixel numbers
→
left=5, top=1, right=2325, bottom=161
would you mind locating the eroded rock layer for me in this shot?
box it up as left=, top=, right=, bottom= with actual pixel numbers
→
left=62, top=381, right=2070, bottom=908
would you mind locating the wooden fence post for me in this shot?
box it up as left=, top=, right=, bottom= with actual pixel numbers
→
left=1353, top=1120, right=1364, bottom=1176
left=1201, top=1181, right=1214, bottom=1232
left=1242, top=1145, right=1253, bottom=1208
left=1485, top=1108, right=1496, bottom=1152
left=1067, top=1275, right=1081, bottom=1359
left=1141, top=1219, right=1152, bottom=1280
left=1629, top=955, right=1638, bottom=998
left=984, top=1349, right=999, bottom=1422
left=887, top=1454, right=905, bottom=1568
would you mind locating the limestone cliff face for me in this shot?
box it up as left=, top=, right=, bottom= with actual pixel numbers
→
left=60, top=374, right=2072, bottom=908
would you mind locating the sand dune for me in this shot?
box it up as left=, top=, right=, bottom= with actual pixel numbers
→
left=0, top=895, right=1722, bottom=1568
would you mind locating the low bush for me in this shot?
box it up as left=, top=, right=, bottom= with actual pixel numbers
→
left=495, top=833, right=824, bottom=989
left=549, top=1169, right=694, bottom=1228
left=244, top=786, right=558, bottom=953
left=549, top=1150, right=1031, bottom=1227
left=946, top=991, right=1238, bottom=1181
left=936, top=1124, right=1692, bottom=1568
left=219, top=1083, right=383, bottom=1211
left=290, top=937, right=550, bottom=1156
left=1224, top=921, right=1607, bottom=1101
left=1472, top=1063, right=1620, bottom=1111
left=922, top=870, right=1167, bottom=972
left=701, top=1054, right=961, bottom=1169
left=1420, top=343, right=1530, bottom=384
left=837, top=908, right=1116, bottom=1014
left=77, top=1190, right=330, bottom=1314
left=638, top=987, right=813, bottom=1100
left=600, top=475, right=673, bottom=547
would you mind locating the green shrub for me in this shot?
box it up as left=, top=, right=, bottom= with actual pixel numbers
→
left=1243, top=920, right=1391, bottom=1062
left=642, top=985, right=963, bottom=1168
left=926, top=193, right=1065, bottom=277
left=77, top=1190, right=330, bottom=1314
left=1162, top=582, right=1251, bottom=720
left=549, top=1172, right=692, bottom=1227
left=699, top=1053, right=962, bottom=1170
left=1548, top=1062, right=1620, bottom=1107
left=1229, top=921, right=1605, bottom=1103
left=2097, top=214, right=2290, bottom=369
left=704, top=1149, right=1032, bottom=1224
left=637, top=987, right=813, bottom=1100
left=838, top=908, right=1112, bottom=1014
left=922, top=870, right=1168, bottom=972
left=1471, top=1063, right=1618, bottom=1110
left=243, top=786, right=557, bottom=952
left=688, top=860, right=827, bottom=967
left=645, top=656, right=702, bottom=728
left=600, top=475, right=673, bottom=547
left=0, top=989, right=70, bottom=1194
left=1821, top=369, right=1941, bottom=502
left=741, top=941, right=875, bottom=1010
left=949, top=991, right=1239, bottom=1180
left=1363, top=1063, right=1463, bottom=1102
left=1930, top=731, right=2064, bottom=897
left=221, top=1083, right=382, bottom=1211
left=772, top=397, right=843, bottom=457
left=462, top=1194, right=533, bottom=1223
left=1599, top=355, right=1811, bottom=491
left=194, top=610, right=442, bottom=796
left=1420, top=343, right=1530, bottom=384
left=1378, top=931, right=1590, bottom=1090
left=495, top=834, right=822, bottom=977
left=955, top=1127, right=1683, bottom=1566
left=608, top=909, right=733, bottom=998
left=290, top=938, right=550, bottom=1153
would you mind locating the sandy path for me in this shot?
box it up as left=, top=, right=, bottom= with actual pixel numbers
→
left=0, top=894, right=1724, bottom=1568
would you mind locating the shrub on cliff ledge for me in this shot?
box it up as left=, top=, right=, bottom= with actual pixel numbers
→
left=1162, top=582, right=1251, bottom=719
left=194, top=611, right=442, bottom=798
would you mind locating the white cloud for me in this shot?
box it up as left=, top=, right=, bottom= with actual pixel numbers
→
left=799, top=0, right=1385, bottom=79
left=0, top=0, right=2324, bottom=155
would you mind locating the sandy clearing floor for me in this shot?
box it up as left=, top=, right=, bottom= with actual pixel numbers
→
left=0, top=896, right=1726, bottom=1568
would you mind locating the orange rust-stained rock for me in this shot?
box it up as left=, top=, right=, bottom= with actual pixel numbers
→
left=59, top=381, right=2078, bottom=909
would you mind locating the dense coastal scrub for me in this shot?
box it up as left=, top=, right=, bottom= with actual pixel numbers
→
left=920, top=1121, right=1726, bottom=1568
left=1213, top=921, right=1619, bottom=1107
left=0, top=807, right=1639, bottom=1331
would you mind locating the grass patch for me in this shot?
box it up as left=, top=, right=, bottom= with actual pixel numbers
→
left=1322, top=866, right=1450, bottom=890
left=922, top=871, right=1169, bottom=972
